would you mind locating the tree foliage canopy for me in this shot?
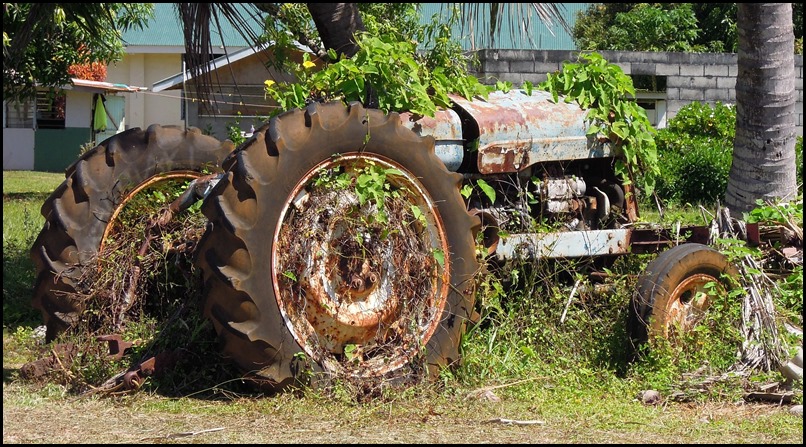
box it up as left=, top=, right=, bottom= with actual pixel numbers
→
left=3, top=3, right=154, bottom=102
left=260, top=3, right=423, bottom=72
left=573, top=3, right=802, bottom=54
left=572, top=3, right=741, bottom=52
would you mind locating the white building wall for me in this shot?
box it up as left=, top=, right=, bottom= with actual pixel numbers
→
left=107, top=52, right=185, bottom=130
left=65, top=91, right=93, bottom=128
left=3, top=89, right=92, bottom=171
left=3, top=128, right=35, bottom=170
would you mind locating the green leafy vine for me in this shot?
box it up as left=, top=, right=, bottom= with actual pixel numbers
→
left=538, top=52, right=660, bottom=197
left=264, top=16, right=491, bottom=118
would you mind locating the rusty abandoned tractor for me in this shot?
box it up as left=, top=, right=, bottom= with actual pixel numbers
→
left=30, top=90, right=748, bottom=391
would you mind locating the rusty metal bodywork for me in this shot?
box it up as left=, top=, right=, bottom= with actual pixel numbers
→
left=400, top=109, right=465, bottom=172
left=401, top=90, right=611, bottom=175
left=450, top=90, right=611, bottom=174
left=397, top=89, right=747, bottom=260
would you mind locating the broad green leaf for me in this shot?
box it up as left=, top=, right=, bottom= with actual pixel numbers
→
left=432, top=248, right=445, bottom=267
left=476, top=179, right=496, bottom=203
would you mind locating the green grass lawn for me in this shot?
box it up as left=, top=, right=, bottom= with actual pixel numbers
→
left=2, top=170, right=63, bottom=255
left=3, top=171, right=65, bottom=328
left=3, top=170, right=64, bottom=194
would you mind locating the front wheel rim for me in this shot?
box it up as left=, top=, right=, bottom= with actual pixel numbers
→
left=661, top=273, right=720, bottom=336
left=99, top=171, right=203, bottom=253
left=272, top=153, right=451, bottom=377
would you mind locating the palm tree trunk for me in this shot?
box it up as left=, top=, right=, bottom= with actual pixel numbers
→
left=725, top=3, right=797, bottom=218
left=306, top=3, right=365, bottom=59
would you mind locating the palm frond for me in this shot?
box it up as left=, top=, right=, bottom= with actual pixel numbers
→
left=177, top=3, right=267, bottom=115
left=456, top=3, right=570, bottom=49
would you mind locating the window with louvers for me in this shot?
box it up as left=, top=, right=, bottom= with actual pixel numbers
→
left=35, top=89, right=66, bottom=129
left=4, top=99, right=35, bottom=128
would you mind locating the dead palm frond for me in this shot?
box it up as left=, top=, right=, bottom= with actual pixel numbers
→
left=456, top=3, right=570, bottom=50
left=176, top=3, right=268, bottom=114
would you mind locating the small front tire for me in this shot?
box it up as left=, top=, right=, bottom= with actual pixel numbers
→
left=628, top=243, right=739, bottom=356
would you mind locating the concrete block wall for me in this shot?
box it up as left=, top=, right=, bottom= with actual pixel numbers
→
left=470, top=49, right=804, bottom=136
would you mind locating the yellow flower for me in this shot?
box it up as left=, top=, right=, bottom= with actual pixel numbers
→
left=302, top=60, right=316, bottom=69
left=264, top=79, right=276, bottom=87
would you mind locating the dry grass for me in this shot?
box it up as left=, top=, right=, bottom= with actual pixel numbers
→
left=2, top=377, right=802, bottom=444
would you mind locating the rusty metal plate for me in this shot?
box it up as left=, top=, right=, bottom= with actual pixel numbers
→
left=494, top=229, right=630, bottom=260
left=399, top=109, right=464, bottom=171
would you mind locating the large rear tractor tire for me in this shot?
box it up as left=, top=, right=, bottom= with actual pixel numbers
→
left=30, top=125, right=233, bottom=341
left=628, top=243, right=739, bottom=357
left=194, top=101, right=480, bottom=391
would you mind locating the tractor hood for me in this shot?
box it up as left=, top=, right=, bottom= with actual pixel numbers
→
left=451, top=89, right=611, bottom=174
left=400, top=89, right=612, bottom=174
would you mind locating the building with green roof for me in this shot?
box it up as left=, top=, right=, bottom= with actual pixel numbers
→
left=120, top=3, right=264, bottom=50
left=107, top=3, right=266, bottom=131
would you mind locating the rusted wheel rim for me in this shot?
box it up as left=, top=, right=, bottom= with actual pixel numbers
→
left=99, top=171, right=203, bottom=253
left=661, top=273, right=719, bottom=336
left=273, top=154, right=450, bottom=377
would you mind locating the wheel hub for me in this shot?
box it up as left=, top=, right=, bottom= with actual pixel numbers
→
left=307, top=191, right=400, bottom=345
left=273, top=154, right=450, bottom=377
left=662, top=273, right=719, bottom=336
